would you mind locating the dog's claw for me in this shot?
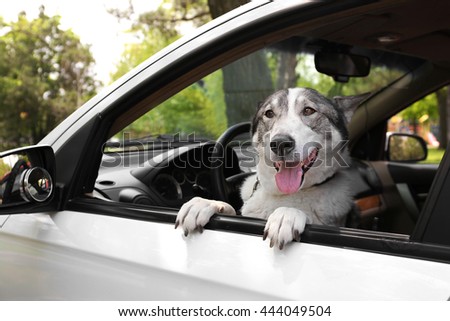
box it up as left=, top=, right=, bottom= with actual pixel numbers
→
left=197, top=225, right=204, bottom=233
left=293, top=229, right=301, bottom=242
left=278, top=241, right=284, bottom=250
left=174, top=220, right=179, bottom=229
left=269, top=238, right=275, bottom=248
left=183, top=229, right=189, bottom=237
left=263, top=230, right=268, bottom=241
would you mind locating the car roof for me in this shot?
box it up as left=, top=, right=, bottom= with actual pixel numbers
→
left=308, top=0, right=450, bottom=66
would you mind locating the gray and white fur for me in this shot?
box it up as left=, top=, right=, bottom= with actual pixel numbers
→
left=176, top=87, right=368, bottom=249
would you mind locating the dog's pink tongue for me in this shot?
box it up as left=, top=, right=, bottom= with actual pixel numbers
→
left=275, top=164, right=303, bottom=194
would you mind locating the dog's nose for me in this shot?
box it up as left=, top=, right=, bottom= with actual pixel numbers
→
left=270, top=134, right=295, bottom=157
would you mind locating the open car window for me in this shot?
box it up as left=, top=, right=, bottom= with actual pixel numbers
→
left=388, top=89, right=447, bottom=164
left=98, top=35, right=430, bottom=234
left=91, top=23, right=450, bottom=261
left=110, top=40, right=411, bottom=144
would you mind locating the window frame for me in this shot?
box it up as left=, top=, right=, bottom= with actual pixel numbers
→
left=57, top=0, right=450, bottom=263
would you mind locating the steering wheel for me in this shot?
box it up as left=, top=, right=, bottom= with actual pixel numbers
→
left=211, top=122, right=255, bottom=210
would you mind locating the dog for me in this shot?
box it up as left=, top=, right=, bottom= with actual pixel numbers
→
left=175, top=88, right=368, bottom=249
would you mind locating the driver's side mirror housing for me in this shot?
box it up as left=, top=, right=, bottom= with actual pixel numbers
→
left=0, top=145, right=56, bottom=213
left=386, top=133, right=428, bottom=162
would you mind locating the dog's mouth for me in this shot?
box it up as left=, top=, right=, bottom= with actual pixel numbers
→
left=273, top=148, right=318, bottom=194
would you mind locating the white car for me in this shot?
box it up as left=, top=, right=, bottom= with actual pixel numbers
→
left=1, top=0, right=450, bottom=300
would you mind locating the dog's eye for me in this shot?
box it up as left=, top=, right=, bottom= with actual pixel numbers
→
left=303, top=107, right=316, bottom=116
left=264, top=109, right=275, bottom=118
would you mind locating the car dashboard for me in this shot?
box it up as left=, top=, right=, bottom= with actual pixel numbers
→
left=95, top=142, right=242, bottom=208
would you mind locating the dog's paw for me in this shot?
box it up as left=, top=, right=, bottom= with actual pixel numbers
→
left=175, top=197, right=236, bottom=236
left=263, top=207, right=309, bottom=250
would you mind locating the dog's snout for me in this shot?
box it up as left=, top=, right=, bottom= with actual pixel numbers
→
left=270, top=134, right=295, bottom=157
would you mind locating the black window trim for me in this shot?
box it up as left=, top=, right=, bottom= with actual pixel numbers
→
left=412, top=135, right=450, bottom=247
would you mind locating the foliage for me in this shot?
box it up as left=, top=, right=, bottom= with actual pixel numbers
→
left=399, top=92, right=439, bottom=122
left=135, top=0, right=210, bottom=35
left=422, top=147, right=444, bottom=164
left=0, top=159, right=11, bottom=178
left=110, top=27, right=179, bottom=81
left=108, top=0, right=210, bottom=37
left=111, top=1, right=211, bottom=80
left=0, top=7, right=98, bottom=149
left=296, top=55, right=403, bottom=98
left=111, top=0, right=231, bottom=140
left=112, top=0, right=443, bottom=143
left=120, top=71, right=226, bottom=139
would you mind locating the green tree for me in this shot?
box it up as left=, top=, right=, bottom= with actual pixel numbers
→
left=0, top=7, right=98, bottom=149
left=110, top=0, right=231, bottom=139
left=109, top=1, right=211, bottom=80
left=111, top=27, right=178, bottom=80
left=120, top=72, right=226, bottom=139
left=110, top=0, right=274, bottom=136
left=207, top=0, right=274, bottom=125
left=400, top=93, right=439, bottom=122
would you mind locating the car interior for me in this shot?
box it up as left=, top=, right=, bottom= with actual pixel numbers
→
left=91, top=0, right=449, bottom=242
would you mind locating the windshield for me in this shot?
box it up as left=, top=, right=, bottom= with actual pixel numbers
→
left=111, top=37, right=418, bottom=148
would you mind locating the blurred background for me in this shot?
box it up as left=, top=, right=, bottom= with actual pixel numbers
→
left=0, top=0, right=447, bottom=164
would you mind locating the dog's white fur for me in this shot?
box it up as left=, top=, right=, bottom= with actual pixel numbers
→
left=176, top=88, right=366, bottom=249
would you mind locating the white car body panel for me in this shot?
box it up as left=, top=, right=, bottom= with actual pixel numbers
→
left=0, top=215, right=9, bottom=227
left=2, top=212, right=450, bottom=300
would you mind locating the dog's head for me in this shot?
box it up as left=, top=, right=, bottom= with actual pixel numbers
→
left=251, top=87, right=368, bottom=195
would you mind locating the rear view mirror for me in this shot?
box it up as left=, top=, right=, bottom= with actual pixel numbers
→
left=0, top=145, right=55, bottom=207
left=315, top=51, right=371, bottom=82
left=387, top=133, right=428, bottom=162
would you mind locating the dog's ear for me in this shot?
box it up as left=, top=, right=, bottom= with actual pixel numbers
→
left=333, top=92, right=371, bottom=123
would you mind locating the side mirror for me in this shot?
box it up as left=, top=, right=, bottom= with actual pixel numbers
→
left=387, top=133, right=428, bottom=162
left=315, top=51, right=371, bottom=82
left=0, top=145, right=55, bottom=208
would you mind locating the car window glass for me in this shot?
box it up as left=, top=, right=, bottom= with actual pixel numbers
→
left=388, top=88, right=448, bottom=164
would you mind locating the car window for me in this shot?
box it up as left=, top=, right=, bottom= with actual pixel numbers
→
left=388, top=88, right=447, bottom=164
left=99, top=36, right=424, bottom=219
left=89, top=8, right=450, bottom=259
left=113, top=39, right=408, bottom=143
left=97, top=32, right=444, bottom=239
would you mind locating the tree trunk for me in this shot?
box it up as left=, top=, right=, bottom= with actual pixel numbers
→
left=274, top=39, right=301, bottom=90
left=207, top=0, right=274, bottom=125
left=222, top=52, right=274, bottom=125
left=207, top=0, right=249, bottom=18
left=436, top=87, right=449, bottom=149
